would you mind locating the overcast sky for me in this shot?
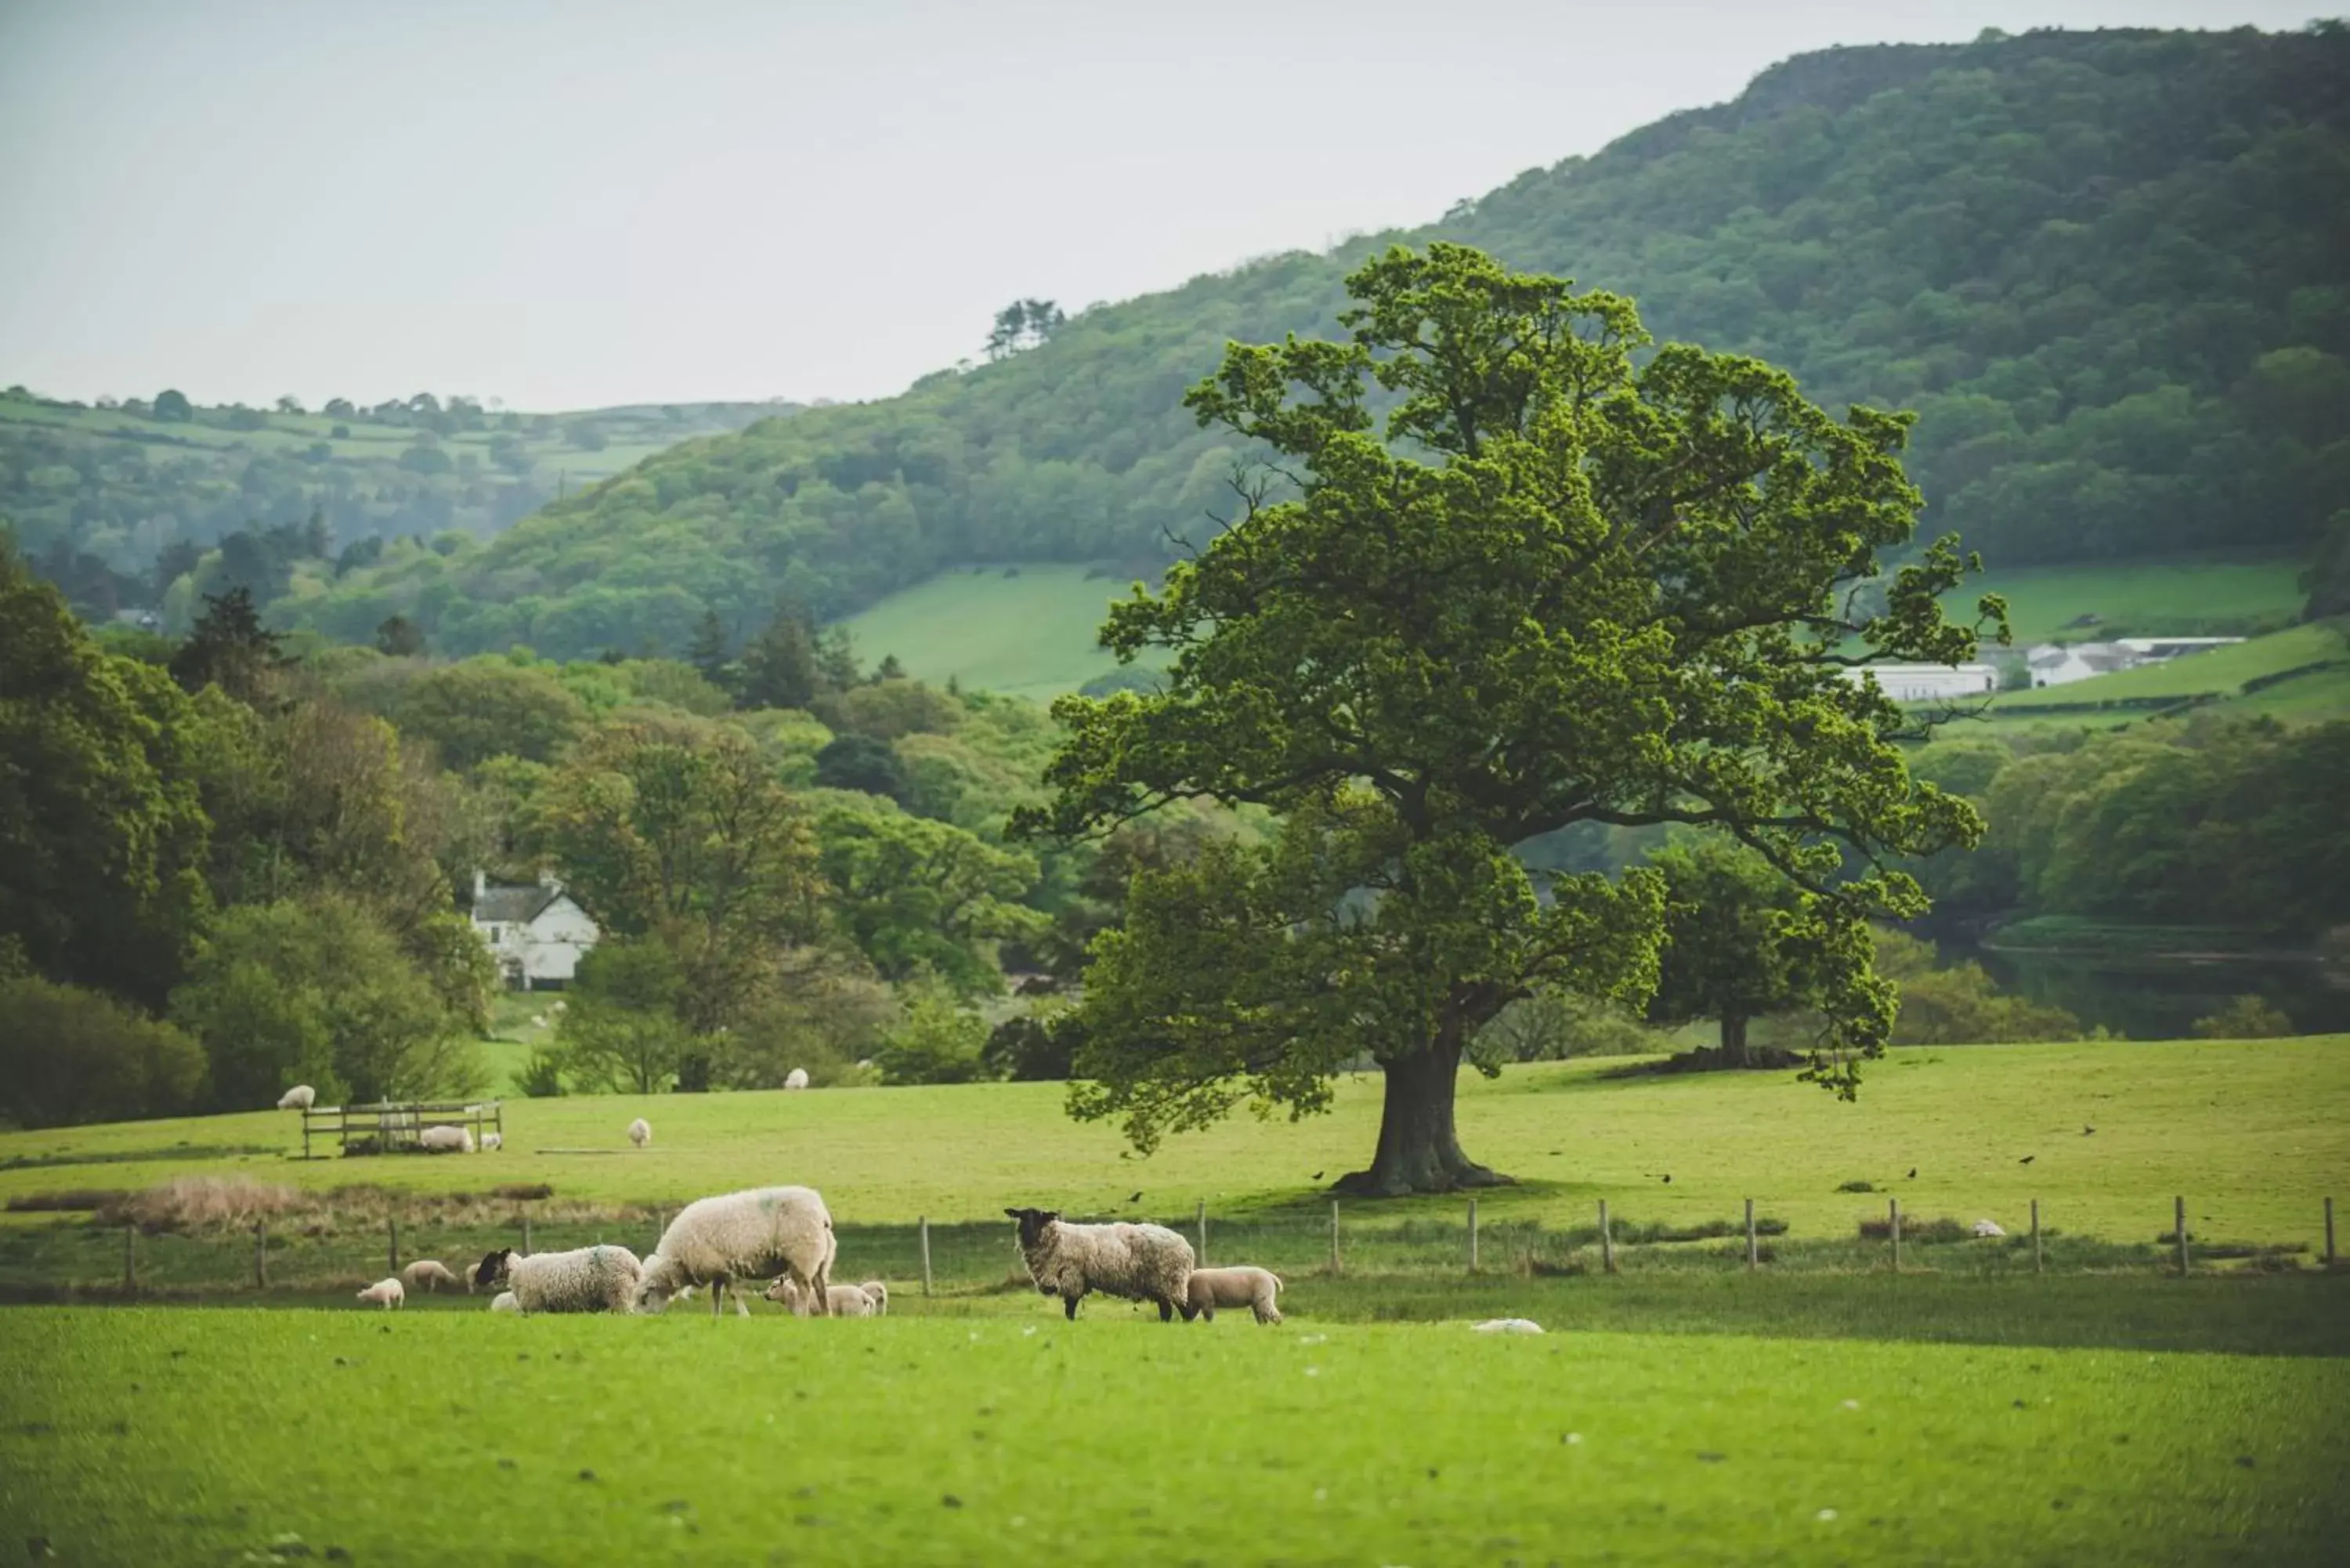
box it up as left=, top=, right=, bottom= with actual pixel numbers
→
left=0, top=1, right=2324, bottom=411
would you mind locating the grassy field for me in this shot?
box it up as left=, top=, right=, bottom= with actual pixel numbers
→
left=838, top=564, right=1167, bottom=703
left=1, top=1306, right=2342, bottom=1566
left=1963, top=557, right=2305, bottom=646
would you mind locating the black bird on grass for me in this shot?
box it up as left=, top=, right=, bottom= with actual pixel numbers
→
left=2019, top=1155, right=2035, bottom=1165
left=2083, top=1125, right=2095, bottom=1136
left=1907, top=1168, right=1918, bottom=1180
left=1310, top=1172, right=1324, bottom=1181
left=1126, top=1190, right=1143, bottom=1204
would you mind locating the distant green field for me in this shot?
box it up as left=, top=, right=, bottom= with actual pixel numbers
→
left=1991, top=618, right=2349, bottom=715
left=840, top=564, right=1166, bottom=703
left=1962, top=557, right=2305, bottom=645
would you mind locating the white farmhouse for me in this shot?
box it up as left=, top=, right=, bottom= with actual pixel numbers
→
left=2024, top=637, right=2242, bottom=688
left=469, top=870, right=598, bottom=990
left=1845, top=663, right=2000, bottom=703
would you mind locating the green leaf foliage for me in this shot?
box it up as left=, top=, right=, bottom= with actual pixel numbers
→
left=0, top=976, right=210, bottom=1129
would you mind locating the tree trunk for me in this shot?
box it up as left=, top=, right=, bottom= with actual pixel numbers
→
left=1333, top=1040, right=1513, bottom=1198
left=1720, top=1013, right=1750, bottom=1068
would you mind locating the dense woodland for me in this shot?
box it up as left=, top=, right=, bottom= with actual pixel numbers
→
left=250, top=25, right=2350, bottom=659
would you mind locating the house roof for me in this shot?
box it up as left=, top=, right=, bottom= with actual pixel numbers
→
left=473, top=883, right=565, bottom=924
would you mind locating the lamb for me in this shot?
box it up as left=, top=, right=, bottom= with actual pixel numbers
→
left=489, top=1291, right=520, bottom=1313
left=764, top=1277, right=877, bottom=1317
left=636, top=1186, right=835, bottom=1318
left=356, top=1277, right=404, bottom=1310
left=1972, top=1218, right=2006, bottom=1238
left=276, top=1085, right=316, bottom=1111
left=472, top=1245, right=642, bottom=1313
left=1180, top=1266, right=1284, bottom=1324
left=627, top=1117, right=652, bottom=1149
left=1470, top=1318, right=1544, bottom=1335
left=783, top=1068, right=810, bottom=1091
left=480, top=1132, right=502, bottom=1152
left=418, top=1124, right=475, bottom=1154
left=1004, top=1206, right=1193, bottom=1321
left=401, top=1259, right=468, bottom=1295
left=857, top=1279, right=888, bottom=1316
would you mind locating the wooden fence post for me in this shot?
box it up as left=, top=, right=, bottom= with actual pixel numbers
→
left=1195, top=1198, right=1207, bottom=1266
left=1329, top=1201, right=1341, bottom=1275
left=2175, top=1196, right=2189, bottom=1278
left=389, top=1216, right=400, bottom=1277
left=2326, top=1198, right=2336, bottom=1270
left=1600, top=1199, right=1614, bottom=1275
left=2031, top=1199, right=2043, bottom=1274
left=1744, top=1198, right=1758, bottom=1270
left=1889, top=1198, right=1901, bottom=1274
left=123, top=1224, right=136, bottom=1292
left=920, top=1216, right=933, bottom=1297
left=653, top=1209, right=666, bottom=1253
left=521, top=1212, right=532, bottom=1258
left=1468, top=1198, right=1480, bottom=1273
left=253, top=1223, right=267, bottom=1289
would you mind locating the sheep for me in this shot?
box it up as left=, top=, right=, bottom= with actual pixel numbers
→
left=1972, top=1218, right=2007, bottom=1238
left=783, top=1068, right=810, bottom=1091
left=1004, top=1206, right=1193, bottom=1322
left=858, top=1279, right=888, bottom=1316
left=1180, top=1266, right=1284, bottom=1325
left=401, top=1259, right=468, bottom=1295
left=489, top=1291, right=520, bottom=1313
left=472, top=1245, right=642, bottom=1313
left=356, top=1277, right=404, bottom=1310
left=764, top=1277, right=875, bottom=1317
left=418, top=1125, right=475, bottom=1154
left=479, top=1131, right=502, bottom=1151
left=1470, top=1318, right=1544, bottom=1335
left=637, top=1186, right=835, bottom=1319
left=627, top=1117, right=652, bottom=1150
left=276, top=1085, right=316, bottom=1111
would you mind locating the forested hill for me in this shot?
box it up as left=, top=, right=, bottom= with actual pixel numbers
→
left=302, top=24, right=2350, bottom=660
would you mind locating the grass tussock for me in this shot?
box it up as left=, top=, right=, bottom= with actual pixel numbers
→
left=1860, top=1215, right=1972, bottom=1245
left=91, top=1176, right=638, bottom=1236
left=100, top=1176, right=305, bottom=1234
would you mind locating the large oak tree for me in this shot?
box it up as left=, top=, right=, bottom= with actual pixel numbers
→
left=1015, top=243, right=2002, bottom=1195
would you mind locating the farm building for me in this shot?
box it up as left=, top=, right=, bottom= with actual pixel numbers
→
left=2025, top=636, right=2243, bottom=688
left=1846, top=663, right=2000, bottom=703
left=469, top=869, right=598, bottom=990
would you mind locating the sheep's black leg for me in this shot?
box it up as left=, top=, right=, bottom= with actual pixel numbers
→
left=1158, top=1296, right=1175, bottom=1322
left=1062, top=1294, right=1079, bottom=1321
left=1178, top=1300, right=1200, bottom=1323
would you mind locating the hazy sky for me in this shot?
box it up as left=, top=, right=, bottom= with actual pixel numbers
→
left=0, top=1, right=2323, bottom=411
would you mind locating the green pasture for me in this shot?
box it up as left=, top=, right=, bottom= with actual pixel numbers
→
left=1, top=1306, right=2342, bottom=1566
left=839, top=564, right=1165, bottom=703
left=1963, top=557, right=2305, bottom=646
left=1994, top=619, right=2348, bottom=712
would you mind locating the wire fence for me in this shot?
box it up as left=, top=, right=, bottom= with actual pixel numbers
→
left=0, top=1193, right=2337, bottom=1302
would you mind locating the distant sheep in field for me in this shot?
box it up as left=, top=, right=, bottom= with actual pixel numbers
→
left=473, top=1245, right=642, bottom=1313
left=784, top=1068, right=810, bottom=1091
left=480, top=1132, right=502, bottom=1151
left=401, top=1259, right=467, bottom=1295
left=356, top=1277, right=404, bottom=1310
left=1470, top=1318, right=1543, bottom=1335
left=276, top=1086, right=315, bottom=1111
left=1972, top=1218, right=2006, bottom=1238
left=627, top=1118, right=652, bottom=1150
left=765, top=1277, right=877, bottom=1317
left=530, top=1014, right=549, bottom=1029
left=1005, top=1206, right=1192, bottom=1322
left=1181, top=1266, right=1283, bottom=1324
left=638, top=1186, right=835, bottom=1318
left=418, top=1125, right=475, bottom=1154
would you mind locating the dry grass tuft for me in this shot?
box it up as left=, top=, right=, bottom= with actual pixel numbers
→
left=102, top=1176, right=306, bottom=1234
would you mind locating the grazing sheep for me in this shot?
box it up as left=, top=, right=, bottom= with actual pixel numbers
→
left=1180, top=1266, right=1284, bottom=1324
left=1004, top=1206, right=1193, bottom=1322
left=401, top=1259, right=467, bottom=1295
left=489, top=1292, right=520, bottom=1313
left=472, top=1245, right=642, bottom=1313
left=480, top=1132, right=502, bottom=1152
left=764, top=1277, right=876, bottom=1317
left=418, top=1125, right=475, bottom=1154
left=858, top=1280, right=888, bottom=1316
left=276, top=1085, right=316, bottom=1111
left=530, top=1014, right=549, bottom=1029
left=627, top=1117, right=652, bottom=1150
left=783, top=1068, right=810, bottom=1091
left=1470, top=1318, right=1544, bottom=1335
left=637, top=1186, right=835, bottom=1318
left=356, top=1277, right=404, bottom=1310
left=1972, top=1218, right=2007, bottom=1238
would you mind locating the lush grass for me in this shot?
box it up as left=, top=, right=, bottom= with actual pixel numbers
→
left=0, top=1306, right=2341, bottom=1566
left=2, top=1039, right=2344, bottom=1252
left=1966, top=557, right=2305, bottom=646
left=838, top=564, right=1165, bottom=703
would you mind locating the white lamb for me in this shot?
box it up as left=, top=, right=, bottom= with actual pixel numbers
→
left=1181, top=1266, right=1284, bottom=1324
left=472, top=1245, right=642, bottom=1313
left=1972, top=1218, right=2006, bottom=1238
left=858, top=1279, right=888, bottom=1316
left=489, top=1292, right=520, bottom=1313
left=637, top=1186, right=835, bottom=1318
left=356, top=1277, right=404, bottom=1310
left=418, top=1125, right=475, bottom=1154
left=276, top=1085, right=316, bottom=1111
left=627, top=1117, right=652, bottom=1150
left=764, top=1277, right=876, bottom=1317
left=783, top=1068, right=810, bottom=1091
left=401, top=1259, right=467, bottom=1295
left=480, top=1132, right=502, bottom=1152
left=1470, top=1318, right=1545, bottom=1335
left=1005, top=1206, right=1194, bottom=1321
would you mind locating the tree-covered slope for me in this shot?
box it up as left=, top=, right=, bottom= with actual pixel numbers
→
left=311, top=24, right=2350, bottom=659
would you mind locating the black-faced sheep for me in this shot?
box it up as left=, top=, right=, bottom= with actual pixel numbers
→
left=1005, top=1206, right=1193, bottom=1321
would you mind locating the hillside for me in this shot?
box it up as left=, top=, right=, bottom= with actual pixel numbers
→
left=839, top=564, right=1167, bottom=703
left=291, top=24, right=2350, bottom=660
left=0, top=386, right=791, bottom=627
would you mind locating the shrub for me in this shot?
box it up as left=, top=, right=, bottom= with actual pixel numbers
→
left=2192, top=994, right=2296, bottom=1039
left=875, top=974, right=993, bottom=1085
left=0, top=977, right=208, bottom=1129
left=518, top=1048, right=567, bottom=1098
left=102, top=1175, right=303, bottom=1234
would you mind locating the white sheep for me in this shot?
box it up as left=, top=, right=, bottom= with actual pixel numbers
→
left=1180, top=1266, right=1284, bottom=1324
left=627, top=1117, right=652, bottom=1150
left=401, top=1259, right=468, bottom=1295
left=637, top=1186, right=835, bottom=1318
left=1005, top=1206, right=1193, bottom=1321
left=1972, top=1218, right=2006, bottom=1238
left=1470, top=1318, right=1544, bottom=1335
left=276, top=1085, right=316, bottom=1111
left=783, top=1068, right=810, bottom=1091
left=764, top=1277, right=876, bottom=1317
left=480, top=1132, right=502, bottom=1152
left=489, top=1291, right=520, bottom=1313
left=472, top=1245, right=642, bottom=1313
left=418, top=1125, right=475, bottom=1154
left=356, top=1277, right=404, bottom=1310
left=858, top=1279, right=888, bottom=1316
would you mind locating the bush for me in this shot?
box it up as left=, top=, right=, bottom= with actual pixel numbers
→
left=2192, top=994, right=2296, bottom=1039
left=712, top=950, right=895, bottom=1089
left=982, top=1011, right=1080, bottom=1081
left=518, top=1048, right=567, bottom=1098
left=0, top=977, right=208, bottom=1129
left=875, top=975, right=993, bottom=1085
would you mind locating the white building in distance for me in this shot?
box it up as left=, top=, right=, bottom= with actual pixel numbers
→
left=1846, top=663, right=2001, bottom=703
left=2025, top=637, right=2243, bottom=688
left=470, top=870, right=598, bottom=990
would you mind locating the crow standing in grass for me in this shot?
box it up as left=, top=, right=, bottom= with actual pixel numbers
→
left=2019, top=1155, right=2035, bottom=1165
